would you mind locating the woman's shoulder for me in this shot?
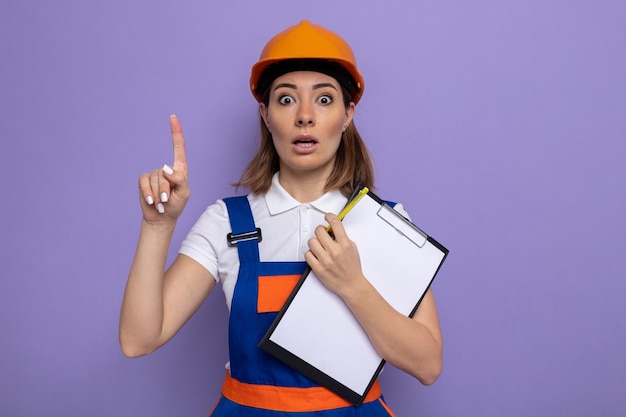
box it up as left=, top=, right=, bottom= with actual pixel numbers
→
left=389, top=201, right=411, bottom=221
left=196, top=192, right=267, bottom=223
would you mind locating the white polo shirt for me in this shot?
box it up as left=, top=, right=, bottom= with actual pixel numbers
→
left=179, top=173, right=408, bottom=311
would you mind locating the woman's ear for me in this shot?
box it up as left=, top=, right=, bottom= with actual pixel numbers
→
left=259, top=103, right=270, bottom=129
left=343, top=102, right=356, bottom=132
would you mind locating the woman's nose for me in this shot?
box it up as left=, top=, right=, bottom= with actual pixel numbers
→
left=296, top=103, right=314, bottom=126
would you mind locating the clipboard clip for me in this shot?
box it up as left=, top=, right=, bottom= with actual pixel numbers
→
left=377, top=204, right=427, bottom=248
left=227, top=228, right=263, bottom=247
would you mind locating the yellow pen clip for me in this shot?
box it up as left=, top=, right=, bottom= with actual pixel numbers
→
left=326, top=187, right=369, bottom=234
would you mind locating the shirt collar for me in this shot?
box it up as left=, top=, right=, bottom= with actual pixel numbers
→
left=265, top=172, right=347, bottom=215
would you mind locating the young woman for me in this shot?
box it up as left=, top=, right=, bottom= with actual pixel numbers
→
left=120, top=20, right=442, bottom=416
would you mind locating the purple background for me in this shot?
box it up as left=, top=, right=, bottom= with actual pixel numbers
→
left=2, top=1, right=625, bottom=416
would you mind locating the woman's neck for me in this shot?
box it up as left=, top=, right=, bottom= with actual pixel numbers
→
left=277, top=169, right=329, bottom=203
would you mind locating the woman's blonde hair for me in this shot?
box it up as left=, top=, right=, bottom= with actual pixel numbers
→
left=234, top=84, right=374, bottom=197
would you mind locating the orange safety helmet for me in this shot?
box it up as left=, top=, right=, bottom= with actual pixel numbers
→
left=250, top=20, right=365, bottom=104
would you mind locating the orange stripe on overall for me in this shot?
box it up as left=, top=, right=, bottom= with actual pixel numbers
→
left=221, top=370, right=384, bottom=412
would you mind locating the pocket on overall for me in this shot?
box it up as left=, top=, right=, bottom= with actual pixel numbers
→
left=257, top=274, right=301, bottom=313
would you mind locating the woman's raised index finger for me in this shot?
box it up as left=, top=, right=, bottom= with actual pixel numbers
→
left=169, top=114, right=187, bottom=172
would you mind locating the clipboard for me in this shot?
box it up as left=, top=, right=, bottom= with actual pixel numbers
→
left=258, top=186, right=449, bottom=405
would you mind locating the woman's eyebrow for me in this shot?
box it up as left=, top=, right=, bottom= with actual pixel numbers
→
left=273, top=82, right=338, bottom=91
left=273, top=83, right=297, bottom=91
left=313, top=83, right=337, bottom=91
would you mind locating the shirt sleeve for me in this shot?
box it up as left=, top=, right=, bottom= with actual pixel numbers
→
left=178, top=200, right=230, bottom=282
left=391, top=202, right=411, bottom=221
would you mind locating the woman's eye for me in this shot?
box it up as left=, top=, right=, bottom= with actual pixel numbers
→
left=317, top=95, right=333, bottom=105
left=278, top=95, right=294, bottom=105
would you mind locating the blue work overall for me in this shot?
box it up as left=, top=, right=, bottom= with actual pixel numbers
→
left=209, top=195, right=396, bottom=416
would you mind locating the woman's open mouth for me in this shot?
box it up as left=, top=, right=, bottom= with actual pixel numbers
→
left=293, top=135, right=318, bottom=153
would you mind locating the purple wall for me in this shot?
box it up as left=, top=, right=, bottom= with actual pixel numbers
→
left=2, top=1, right=625, bottom=416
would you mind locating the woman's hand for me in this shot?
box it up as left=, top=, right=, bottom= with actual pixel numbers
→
left=138, top=115, right=190, bottom=225
left=305, top=213, right=365, bottom=297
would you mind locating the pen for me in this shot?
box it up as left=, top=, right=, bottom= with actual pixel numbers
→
left=326, top=186, right=369, bottom=234
left=346, top=183, right=363, bottom=204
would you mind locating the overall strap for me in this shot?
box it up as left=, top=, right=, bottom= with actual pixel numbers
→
left=223, top=196, right=261, bottom=264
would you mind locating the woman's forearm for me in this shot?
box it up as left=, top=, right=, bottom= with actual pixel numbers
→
left=119, top=219, right=176, bottom=357
left=342, top=284, right=443, bottom=385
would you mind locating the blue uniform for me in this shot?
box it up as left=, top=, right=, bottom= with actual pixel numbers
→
left=208, top=195, right=396, bottom=416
